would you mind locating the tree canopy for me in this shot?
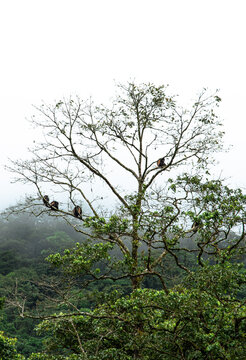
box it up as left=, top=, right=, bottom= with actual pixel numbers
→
left=5, top=82, right=246, bottom=359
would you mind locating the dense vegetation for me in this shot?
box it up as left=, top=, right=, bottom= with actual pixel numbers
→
left=0, top=216, right=83, bottom=355
left=0, top=214, right=245, bottom=359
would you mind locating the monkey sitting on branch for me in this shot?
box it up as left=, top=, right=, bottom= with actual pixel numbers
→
left=50, top=201, right=59, bottom=210
left=157, top=157, right=166, bottom=168
left=72, top=205, right=82, bottom=219
left=42, top=195, right=50, bottom=208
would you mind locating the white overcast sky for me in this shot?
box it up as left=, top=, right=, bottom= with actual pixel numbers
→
left=0, top=0, right=246, bottom=210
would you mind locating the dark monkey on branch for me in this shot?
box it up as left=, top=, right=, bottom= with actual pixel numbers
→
left=72, top=205, right=82, bottom=219
left=43, top=195, right=50, bottom=207
left=157, top=158, right=166, bottom=168
left=50, top=201, right=59, bottom=210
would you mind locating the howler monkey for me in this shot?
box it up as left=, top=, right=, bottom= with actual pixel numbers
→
left=72, top=205, right=82, bottom=219
left=157, top=157, right=166, bottom=167
left=50, top=201, right=59, bottom=210
left=43, top=195, right=50, bottom=207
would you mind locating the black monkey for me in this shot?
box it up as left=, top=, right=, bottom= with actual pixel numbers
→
left=157, top=157, right=166, bottom=168
left=72, top=205, right=82, bottom=219
left=43, top=195, right=50, bottom=208
left=50, top=201, right=59, bottom=210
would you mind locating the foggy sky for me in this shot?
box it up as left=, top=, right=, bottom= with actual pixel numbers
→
left=1, top=0, right=246, bottom=210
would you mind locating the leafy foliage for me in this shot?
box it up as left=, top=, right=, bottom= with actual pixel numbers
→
left=34, top=263, right=246, bottom=359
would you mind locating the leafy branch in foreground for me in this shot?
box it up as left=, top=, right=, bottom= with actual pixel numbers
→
left=28, top=263, right=246, bottom=360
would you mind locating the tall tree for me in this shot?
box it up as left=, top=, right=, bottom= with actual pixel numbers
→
left=6, top=82, right=246, bottom=359
left=7, top=82, right=243, bottom=290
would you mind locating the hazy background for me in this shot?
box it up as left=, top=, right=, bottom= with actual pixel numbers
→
left=1, top=0, right=246, bottom=210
